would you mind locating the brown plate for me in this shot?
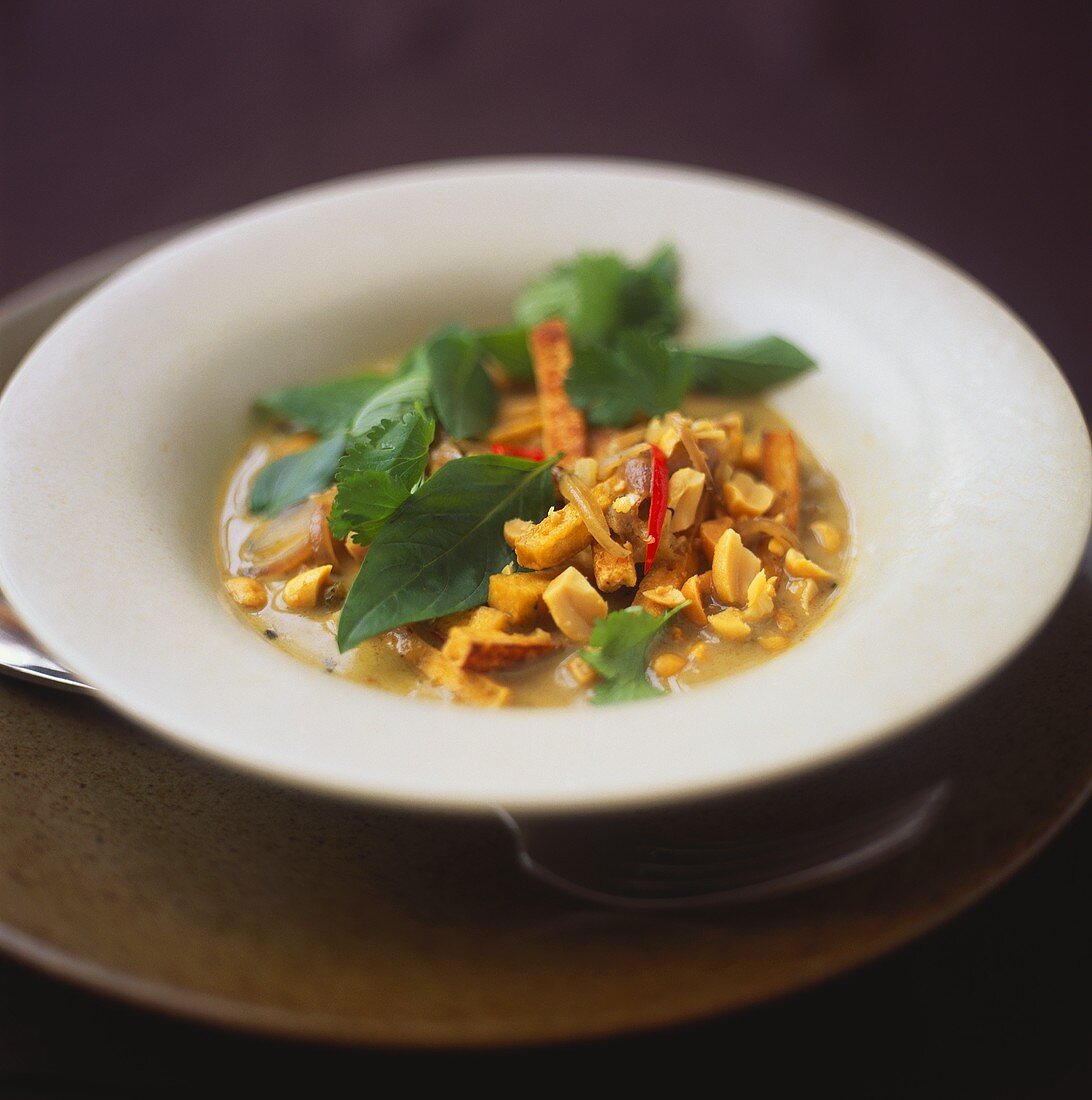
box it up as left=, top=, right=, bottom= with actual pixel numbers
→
left=0, top=239, right=1089, bottom=1048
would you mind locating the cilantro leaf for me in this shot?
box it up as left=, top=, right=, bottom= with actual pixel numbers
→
left=249, top=431, right=347, bottom=517
left=424, top=327, right=499, bottom=439
left=565, top=330, right=693, bottom=426
left=255, top=374, right=390, bottom=436
left=337, top=454, right=558, bottom=649
left=675, top=336, right=816, bottom=396
left=581, top=603, right=689, bottom=704
left=514, top=245, right=681, bottom=346
left=329, top=405, right=436, bottom=543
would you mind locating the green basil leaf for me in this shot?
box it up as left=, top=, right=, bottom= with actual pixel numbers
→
left=514, top=246, right=681, bottom=345
left=350, top=370, right=433, bottom=439
left=337, top=454, right=558, bottom=650
left=329, top=406, right=436, bottom=543
left=565, top=330, right=693, bottom=426
left=581, top=603, right=688, bottom=705
left=255, top=374, right=390, bottom=435
left=425, top=327, right=499, bottom=439
left=477, top=326, right=534, bottom=382
left=249, top=431, right=347, bottom=517
left=675, top=336, right=816, bottom=395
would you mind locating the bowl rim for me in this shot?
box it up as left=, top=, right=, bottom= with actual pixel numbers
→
left=0, top=156, right=1089, bottom=813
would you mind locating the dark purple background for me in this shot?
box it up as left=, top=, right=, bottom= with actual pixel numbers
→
left=1, top=1, right=1089, bottom=1093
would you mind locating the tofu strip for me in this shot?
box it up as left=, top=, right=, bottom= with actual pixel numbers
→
left=529, top=319, right=588, bottom=464
left=383, top=628, right=511, bottom=706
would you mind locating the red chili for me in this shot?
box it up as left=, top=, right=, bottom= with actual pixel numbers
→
left=490, top=443, right=546, bottom=461
left=645, top=444, right=669, bottom=567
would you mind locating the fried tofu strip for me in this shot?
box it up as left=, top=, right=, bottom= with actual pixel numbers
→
left=442, top=627, right=556, bottom=672
left=433, top=605, right=511, bottom=636
left=504, top=479, right=619, bottom=571
left=761, top=431, right=800, bottom=530
left=634, top=534, right=703, bottom=613
left=488, top=569, right=558, bottom=625
left=593, top=543, right=637, bottom=591
left=384, top=628, right=511, bottom=706
left=529, top=320, right=587, bottom=464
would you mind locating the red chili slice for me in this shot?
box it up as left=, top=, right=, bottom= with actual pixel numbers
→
left=490, top=443, right=546, bottom=461
left=645, top=444, right=669, bottom=566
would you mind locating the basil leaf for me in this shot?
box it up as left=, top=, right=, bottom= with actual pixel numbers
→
left=425, top=328, right=499, bottom=439
left=566, top=330, right=693, bottom=426
left=477, top=326, right=533, bottom=382
left=329, top=406, right=436, bottom=543
left=255, top=374, right=390, bottom=435
left=514, top=246, right=681, bottom=345
left=350, top=370, right=433, bottom=439
left=249, top=431, right=347, bottom=517
left=581, top=603, right=688, bottom=705
left=337, top=454, right=558, bottom=649
left=676, top=336, right=816, bottom=396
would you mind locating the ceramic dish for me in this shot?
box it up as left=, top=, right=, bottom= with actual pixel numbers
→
left=0, top=159, right=1088, bottom=811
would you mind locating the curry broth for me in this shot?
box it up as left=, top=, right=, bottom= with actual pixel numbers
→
left=216, top=391, right=852, bottom=707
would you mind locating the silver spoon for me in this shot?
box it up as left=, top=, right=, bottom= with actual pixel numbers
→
left=0, top=590, right=93, bottom=693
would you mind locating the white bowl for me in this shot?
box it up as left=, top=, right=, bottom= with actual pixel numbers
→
left=0, top=159, right=1088, bottom=812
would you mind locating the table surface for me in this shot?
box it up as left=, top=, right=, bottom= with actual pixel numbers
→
left=1, top=1, right=1089, bottom=1092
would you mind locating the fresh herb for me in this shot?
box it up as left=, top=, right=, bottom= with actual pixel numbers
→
left=350, top=370, right=433, bottom=439
left=565, top=329, right=692, bottom=426
left=424, top=328, right=499, bottom=439
left=329, top=405, right=436, bottom=543
left=477, top=326, right=534, bottom=382
left=337, top=454, right=558, bottom=649
left=255, top=374, right=390, bottom=435
left=249, top=431, right=347, bottom=516
left=674, top=336, right=816, bottom=396
left=580, top=603, right=688, bottom=704
left=514, top=245, right=681, bottom=346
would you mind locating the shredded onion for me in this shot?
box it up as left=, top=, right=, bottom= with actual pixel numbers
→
left=559, top=473, right=630, bottom=557
left=668, top=412, right=714, bottom=485
left=735, top=516, right=803, bottom=552
left=597, top=442, right=650, bottom=481
left=240, top=500, right=316, bottom=577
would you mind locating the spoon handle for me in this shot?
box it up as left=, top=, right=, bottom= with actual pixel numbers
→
left=0, top=592, right=93, bottom=693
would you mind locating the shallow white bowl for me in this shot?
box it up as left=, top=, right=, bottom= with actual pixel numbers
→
left=0, top=159, right=1088, bottom=812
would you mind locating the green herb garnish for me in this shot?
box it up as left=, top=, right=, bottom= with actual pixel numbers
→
left=423, top=327, right=499, bottom=439
left=256, top=374, right=390, bottom=436
left=566, top=329, right=692, bottom=426
left=249, top=431, right=347, bottom=516
left=349, top=370, right=433, bottom=439
left=675, top=336, right=816, bottom=396
left=580, top=603, right=689, bottom=704
left=329, top=405, right=435, bottom=543
left=336, top=454, right=558, bottom=649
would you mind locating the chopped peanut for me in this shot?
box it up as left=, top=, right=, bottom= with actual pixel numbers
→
left=791, top=577, right=821, bottom=614
left=224, top=576, right=266, bottom=609
left=688, top=641, right=708, bottom=661
left=573, top=457, right=599, bottom=485
left=723, top=471, right=776, bottom=519
left=758, top=634, right=791, bottom=652
left=640, top=585, right=688, bottom=611
left=742, top=569, right=777, bottom=623
left=784, top=548, right=834, bottom=582
left=809, top=521, right=842, bottom=552
left=652, top=652, right=687, bottom=678
left=564, top=654, right=599, bottom=688
left=698, top=516, right=734, bottom=564
left=543, top=566, right=608, bottom=642
left=708, top=608, right=752, bottom=642
left=767, top=537, right=788, bottom=557
left=775, top=609, right=797, bottom=632
left=680, top=571, right=713, bottom=625
left=711, top=528, right=761, bottom=606
left=283, top=565, right=333, bottom=610
left=668, top=467, right=706, bottom=532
